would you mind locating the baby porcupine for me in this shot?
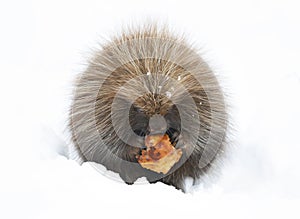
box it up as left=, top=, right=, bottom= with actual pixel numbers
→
left=69, top=24, right=229, bottom=192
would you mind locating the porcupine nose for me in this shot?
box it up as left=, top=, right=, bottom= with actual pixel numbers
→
left=148, top=114, right=167, bottom=135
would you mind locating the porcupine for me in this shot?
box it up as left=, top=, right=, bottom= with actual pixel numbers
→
left=69, top=24, right=229, bottom=192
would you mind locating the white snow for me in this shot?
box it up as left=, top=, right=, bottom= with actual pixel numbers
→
left=165, top=91, right=172, bottom=98
left=1, top=0, right=300, bottom=218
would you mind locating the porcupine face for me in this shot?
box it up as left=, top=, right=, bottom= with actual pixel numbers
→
left=129, top=96, right=181, bottom=141
left=129, top=94, right=182, bottom=150
left=70, top=25, right=228, bottom=192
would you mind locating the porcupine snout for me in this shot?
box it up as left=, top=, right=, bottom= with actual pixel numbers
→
left=148, top=114, right=167, bottom=135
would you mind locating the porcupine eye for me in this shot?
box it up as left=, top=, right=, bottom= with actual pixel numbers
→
left=164, top=105, right=181, bottom=145
left=129, top=105, right=149, bottom=137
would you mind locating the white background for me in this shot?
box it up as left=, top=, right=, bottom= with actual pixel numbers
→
left=1, top=0, right=300, bottom=218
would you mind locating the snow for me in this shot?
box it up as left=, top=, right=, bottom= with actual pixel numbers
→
left=165, top=91, right=172, bottom=98
left=1, top=0, right=300, bottom=218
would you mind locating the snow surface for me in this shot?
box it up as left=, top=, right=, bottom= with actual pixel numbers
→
left=1, top=0, right=300, bottom=218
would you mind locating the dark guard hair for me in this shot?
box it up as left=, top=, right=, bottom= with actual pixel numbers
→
left=69, top=24, right=229, bottom=192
